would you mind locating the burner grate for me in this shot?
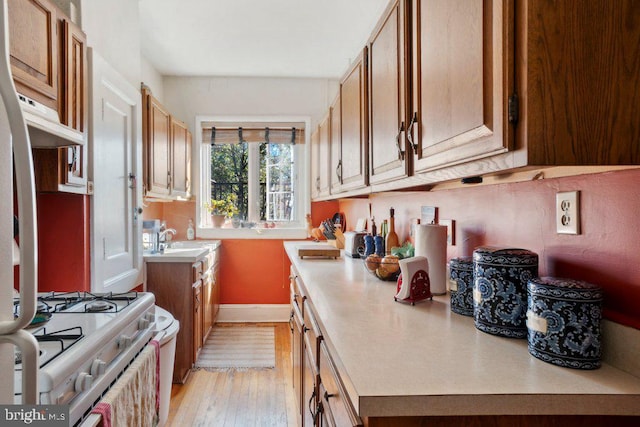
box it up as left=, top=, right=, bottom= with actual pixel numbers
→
left=33, top=291, right=141, bottom=313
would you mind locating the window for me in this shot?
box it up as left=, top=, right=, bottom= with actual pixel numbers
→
left=196, top=116, right=310, bottom=238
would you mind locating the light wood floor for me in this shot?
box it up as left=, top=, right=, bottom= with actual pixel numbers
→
left=166, top=323, right=299, bottom=427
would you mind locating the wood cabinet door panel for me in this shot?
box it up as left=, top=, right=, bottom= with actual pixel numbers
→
left=146, top=262, right=193, bottom=383
left=329, top=94, right=342, bottom=193
left=171, top=117, right=191, bottom=198
left=147, top=94, right=171, bottom=195
left=193, top=281, right=203, bottom=362
left=340, top=50, right=368, bottom=190
left=522, top=0, right=640, bottom=165
left=412, top=0, right=510, bottom=173
left=60, top=19, right=87, bottom=189
left=368, top=1, right=409, bottom=185
left=310, top=127, right=321, bottom=198
left=8, top=0, right=58, bottom=107
left=291, top=300, right=304, bottom=423
left=317, top=113, right=331, bottom=197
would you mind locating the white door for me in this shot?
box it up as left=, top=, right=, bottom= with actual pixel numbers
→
left=89, top=49, right=143, bottom=293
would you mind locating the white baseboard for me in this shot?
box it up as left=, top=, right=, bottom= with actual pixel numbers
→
left=217, top=304, right=290, bottom=323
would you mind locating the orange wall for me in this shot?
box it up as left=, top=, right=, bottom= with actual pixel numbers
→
left=218, top=239, right=294, bottom=304
left=339, top=169, right=640, bottom=330
left=36, top=193, right=91, bottom=292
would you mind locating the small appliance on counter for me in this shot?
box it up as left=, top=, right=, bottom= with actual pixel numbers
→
left=143, top=219, right=161, bottom=254
left=344, top=231, right=367, bottom=258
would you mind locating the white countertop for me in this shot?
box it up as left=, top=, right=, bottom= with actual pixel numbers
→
left=144, top=240, right=220, bottom=263
left=284, top=241, right=640, bottom=418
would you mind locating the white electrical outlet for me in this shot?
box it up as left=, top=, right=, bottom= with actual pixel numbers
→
left=556, top=191, right=580, bottom=234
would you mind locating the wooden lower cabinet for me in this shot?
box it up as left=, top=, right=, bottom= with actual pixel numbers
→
left=361, top=416, right=640, bottom=427
left=291, top=268, right=362, bottom=427
left=192, top=280, right=203, bottom=360
left=303, top=338, right=318, bottom=427
left=147, top=248, right=219, bottom=384
left=290, top=300, right=304, bottom=425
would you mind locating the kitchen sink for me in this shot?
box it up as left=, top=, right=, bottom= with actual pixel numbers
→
left=166, top=240, right=219, bottom=250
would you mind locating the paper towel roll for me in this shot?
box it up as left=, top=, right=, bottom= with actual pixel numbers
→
left=415, top=224, right=447, bottom=295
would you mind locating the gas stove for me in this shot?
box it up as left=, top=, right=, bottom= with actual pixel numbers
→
left=13, top=291, right=156, bottom=426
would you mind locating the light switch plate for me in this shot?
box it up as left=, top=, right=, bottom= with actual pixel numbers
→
left=556, top=191, right=580, bottom=234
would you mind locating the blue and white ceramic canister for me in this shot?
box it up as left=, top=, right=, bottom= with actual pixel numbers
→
left=473, top=247, right=538, bottom=338
left=526, top=277, right=603, bottom=370
left=449, top=257, right=474, bottom=316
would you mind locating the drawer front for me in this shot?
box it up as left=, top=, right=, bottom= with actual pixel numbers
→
left=192, top=260, right=203, bottom=282
left=319, top=342, right=362, bottom=427
left=290, top=272, right=306, bottom=312
left=303, top=299, right=322, bottom=369
left=202, top=249, right=217, bottom=271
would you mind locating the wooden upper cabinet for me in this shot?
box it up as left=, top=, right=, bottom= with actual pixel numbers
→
left=59, top=18, right=87, bottom=189
left=59, top=18, right=86, bottom=133
left=340, top=48, right=368, bottom=191
left=317, top=112, right=331, bottom=198
left=171, top=117, right=191, bottom=198
left=142, top=87, right=171, bottom=196
left=8, top=0, right=58, bottom=110
left=411, top=0, right=510, bottom=174
left=519, top=0, right=640, bottom=165
left=329, top=93, right=342, bottom=194
left=368, top=1, right=409, bottom=186
left=142, top=86, right=194, bottom=199
left=310, top=127, right=321, bottom=199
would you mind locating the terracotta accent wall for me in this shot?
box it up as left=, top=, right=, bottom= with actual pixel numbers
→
left=219, top=239, right=291, bottom=304
left=339, top=169, right=640, bottom=330
left=36, top=193, right=91, bottom=292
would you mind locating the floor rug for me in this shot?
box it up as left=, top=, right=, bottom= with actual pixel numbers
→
left=195, top=325, right=276, bottom=370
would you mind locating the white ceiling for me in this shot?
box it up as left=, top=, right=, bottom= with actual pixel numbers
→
left=139, top=0, right=390, bottom=79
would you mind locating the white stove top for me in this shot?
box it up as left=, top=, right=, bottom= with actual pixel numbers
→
left=14, top=291, right=157, bottom=424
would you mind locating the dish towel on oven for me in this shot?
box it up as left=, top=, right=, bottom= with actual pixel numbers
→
left=91, top=343, right=159, bottom=427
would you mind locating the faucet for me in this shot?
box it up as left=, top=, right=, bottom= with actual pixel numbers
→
left=158, top=228, right=176, bottom=253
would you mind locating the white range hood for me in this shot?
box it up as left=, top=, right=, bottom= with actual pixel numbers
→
left=18, top=92, right=84, bottom=147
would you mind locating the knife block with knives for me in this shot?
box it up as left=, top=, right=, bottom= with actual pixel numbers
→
left=321, top=217, right=345, bottom=249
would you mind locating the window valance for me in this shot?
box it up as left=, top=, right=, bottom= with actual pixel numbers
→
left=202, top=125, right=305, bottom=145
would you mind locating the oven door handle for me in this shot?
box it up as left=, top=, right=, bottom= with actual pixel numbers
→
left=0, top=331, right=39, bottom=403
left=0, top=0, right=38, bottom=335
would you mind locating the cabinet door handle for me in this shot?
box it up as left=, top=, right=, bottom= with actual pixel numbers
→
left=308, top=389, right=317, bottom=418
left=289, top=311, right=294, bottom=333
left=395, top=121, right=406, bottom=161
left=407, top=112, right=418, bottom=155
left=336, top=160, right=342, bottom=182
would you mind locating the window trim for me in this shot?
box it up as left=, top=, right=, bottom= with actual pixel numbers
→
left=194, top=115, right=311, bottom=239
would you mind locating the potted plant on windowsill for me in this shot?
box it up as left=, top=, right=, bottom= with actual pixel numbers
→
left=205, top=194, right=239, bottom=228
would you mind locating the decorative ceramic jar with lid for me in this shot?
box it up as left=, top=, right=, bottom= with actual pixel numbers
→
left=449, top=257, right=474, bottom=316
left=526, top=277, right=603, bottom=370
left=473, top=247, right=538, bottom=338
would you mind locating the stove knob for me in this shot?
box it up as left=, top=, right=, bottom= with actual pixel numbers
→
left=91, top=359, right=106, bottom=377
left=118, top=335, right=133, bottom=349
left=145, top=312, right=156, bottom=322
left=138, top=318, right=150, bottom=330
left=75, top=373, right=93, bottom=392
